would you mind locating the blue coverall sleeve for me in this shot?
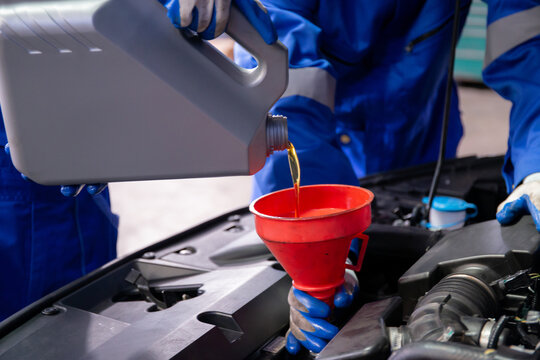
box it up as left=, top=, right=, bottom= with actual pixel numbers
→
left=482, top=1, right=540, bottom=193
left=235, top=0, right=358, bottom=198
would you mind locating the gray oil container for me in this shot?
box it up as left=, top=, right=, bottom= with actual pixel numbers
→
left=0, top=0, right=288, bottom=185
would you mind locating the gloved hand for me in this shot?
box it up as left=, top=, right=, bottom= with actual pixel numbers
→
left=4, top=142, right=107, bottom=197
left=158, top=0, right=277, bottom=44
left=286, top=269, right=359, bottom=355
left=497, top=173, right=540, bottom=232
left=61, top=184, right=108, bottom=197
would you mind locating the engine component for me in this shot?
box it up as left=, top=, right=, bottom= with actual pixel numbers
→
left=0, top=157, right=537, bottom=360
left=318, top=215, right=540, bottom=359
left=0, top=213, right=291, bottom=359
left=493, top=269, right=532, bottom=295
left=360, top=156, right=507, bottom=225
left=399, top=216, right=540, bottom=318
left=388, top=341, right=535, bottom=360
left=404, top=274, right=497, bottom=345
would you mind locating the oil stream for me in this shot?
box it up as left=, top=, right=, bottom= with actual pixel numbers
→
left=287, top=142, right=300, bottom=218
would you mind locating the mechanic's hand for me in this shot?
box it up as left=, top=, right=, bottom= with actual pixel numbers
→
left=61, top=184, right=108, bottom=197
left=286, top=269, right=359, bottom=355
left=4, top=143, right=29, bottom=182
left=157, top=0, right=277, bottom=44
left=5, top=142, right=107, bottom=197
left=497, top=173, right=540, bottom=232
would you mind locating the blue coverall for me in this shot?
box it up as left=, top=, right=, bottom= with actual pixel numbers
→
left=0, top=117, right=118, bottom=321
left=237, top=0, right=540, bottom=353
left=234, top=0, right=540, bottom=198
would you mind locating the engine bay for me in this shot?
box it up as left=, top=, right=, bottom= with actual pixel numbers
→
left=1, top=156, right=539, bottom=359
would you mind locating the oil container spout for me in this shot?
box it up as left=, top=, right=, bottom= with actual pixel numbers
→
left=266, top=115, right=288, bottom=155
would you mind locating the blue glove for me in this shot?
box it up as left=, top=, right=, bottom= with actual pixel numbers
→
left=157, top=0, right=277, bottom=44
left=4, top=143, right=30, bottom=182
left=5, top=141, right=107, bottom=197
left=497, top=173, right=540, bottom=232
left=60, top=184, right=108, bottom=197
left=286, top=269, right=359, bottom=355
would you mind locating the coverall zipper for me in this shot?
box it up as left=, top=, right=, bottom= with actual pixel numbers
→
left=405, top=16, right=453, bottom=52
left=406, top=1, right=471, bottom=53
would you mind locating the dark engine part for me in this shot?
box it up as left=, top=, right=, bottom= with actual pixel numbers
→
left=360, top=156, right=507, bottom=226
left=399, top=216, right=540, bottom=317
left=0, top=212, right=292, bottom=360
left=388, top=342, right=535, bottom=360
left=404, top=274, right=498, bottom=344
left=317, top=216, right=540, bottom=359
left=398, top=216, right=540, bottom=357
left=0, top=156, right=536, bottom=360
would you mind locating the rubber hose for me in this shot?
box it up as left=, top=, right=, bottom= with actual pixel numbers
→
left=425, top=0, right=462, bottom=216
left=388, top=341, right=531, bottom=360
left=406, top=275, right=497, bottom=343
left=487, top=316, right=510, bottom=349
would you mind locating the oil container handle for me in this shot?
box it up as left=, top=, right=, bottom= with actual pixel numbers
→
left=345, top=233, right=369, bottom=272
left=224, top=4, right=289, bottom=101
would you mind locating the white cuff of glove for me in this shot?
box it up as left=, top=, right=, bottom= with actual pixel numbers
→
left=180, top=0, right=231, bottom=36
left=523, top=172, right=540, bottom=184
left=498, top=172, right=540, bottom=213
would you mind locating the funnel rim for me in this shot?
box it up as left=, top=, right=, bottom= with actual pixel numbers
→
left=249, top=184, right=374, bottom=221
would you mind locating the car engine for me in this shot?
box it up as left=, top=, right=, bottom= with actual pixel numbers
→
left=1, top=156, right=539, bottom=360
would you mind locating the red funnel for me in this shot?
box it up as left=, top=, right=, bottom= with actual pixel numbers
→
left=250, top=184, right=373, bottom=305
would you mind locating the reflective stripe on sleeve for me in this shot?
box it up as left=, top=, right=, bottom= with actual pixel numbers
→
left=485, top=6, right=540, bottom=68
left=281, top=67, right=336, bottom=111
